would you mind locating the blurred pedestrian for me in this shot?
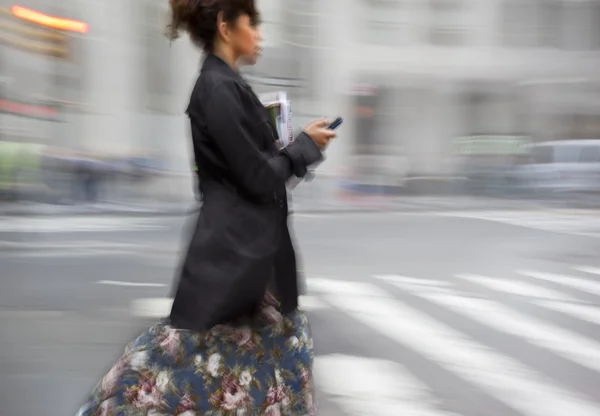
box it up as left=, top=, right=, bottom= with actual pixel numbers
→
left=76, top=0, right=336, bottom=414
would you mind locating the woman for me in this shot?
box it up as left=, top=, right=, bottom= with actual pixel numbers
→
left=75, top=0, right=336, bottom=414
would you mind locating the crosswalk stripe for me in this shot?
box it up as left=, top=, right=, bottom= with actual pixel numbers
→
left=298, top=295, right=328, bottom=311
left=308, top=277, right=394, bottom=298
left=129, top=295, right=327, bottom=318
left=519, top=270, right=600, bottom=297
left=533, top=300, right=600, bottom=326
left=373, top=275, right=451, bottom=287
left=381, top=277, right=600, bottom=373
left=131, top=297, right=173, bottom=318
left=456, top=274, right=578, bottom=302
left=575, top=266, right=600, bottom=276
left=314, top=354, right=455, bottom=416
left=313, top=279, right=600, bottom=416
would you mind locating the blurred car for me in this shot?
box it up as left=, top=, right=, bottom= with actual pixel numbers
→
left=514, top=140, right=600, bottom=195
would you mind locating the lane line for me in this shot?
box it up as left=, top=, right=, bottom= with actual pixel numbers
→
left=97, top=280, right=167, bottom=288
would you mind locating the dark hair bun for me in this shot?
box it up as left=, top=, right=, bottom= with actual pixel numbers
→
left=166, top=0, right=260, bottom=52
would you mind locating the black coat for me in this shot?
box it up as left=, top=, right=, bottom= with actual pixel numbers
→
left=169, top=54, right=322, bottom=331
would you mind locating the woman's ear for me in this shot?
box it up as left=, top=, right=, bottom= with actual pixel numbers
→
left=216, top=11, right=230, bottom=43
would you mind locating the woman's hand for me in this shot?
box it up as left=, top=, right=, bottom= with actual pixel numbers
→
left=303, top=119, right=337, bottom=149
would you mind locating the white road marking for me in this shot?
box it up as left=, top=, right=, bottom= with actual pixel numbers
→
left=307, top=277, right=394, bottom=298
left=314, top=278, right=600, bottom=416
left=519, top=270, right=600, bottom=297
left=534, top=300, right=600, bottom=326
left=456, top=274, right=578, bottom=302
left=314, top=354, right=455, bottom=416
left=96, top=280, right=167, bottom=288
left=575, top=266, right=600, bottom=276
left=374, top=275, right=451, bottom=287
left=131, top=298, right=173, bottom=318
left=0, top=217, right=167, bottom=233
left=129, top=295, right=329, bottom=318
left=438, top=211, right=600, bottom=237
left=2, top=249, right=139, bottom=258
left=298, top=295, right=328, bottom=311
left=381, top=277, right=600, bottom=373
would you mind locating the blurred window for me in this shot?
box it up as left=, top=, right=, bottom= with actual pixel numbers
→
left=257, top=0, right=284, bottom=47
left=500, top=0, right=538, bottom=47
left=531, top=145, right=553, bottom=164
left=563, top=0, right=600, bottom=50
left=554, top=144, right=584, bottom=163
left=594, top=1, right=600, bottom=49
left=142, top=0, right=174, bottom=113
left=578, top=145, right=600, bottom=162
left=428, top=0, right=467, bottom=46
left=538, top=0, right=563, bottom=48
left=284, top=0, right=316, bottom=48
left=360, top=0, right=406, bottom=46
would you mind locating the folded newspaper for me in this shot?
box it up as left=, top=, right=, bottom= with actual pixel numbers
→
left=258, top=91, right=293, bottom=148
left=258, top=91, right=307, bottom=191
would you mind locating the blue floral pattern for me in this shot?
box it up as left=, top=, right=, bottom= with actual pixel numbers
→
left=76, top=292, right=316, bottom=416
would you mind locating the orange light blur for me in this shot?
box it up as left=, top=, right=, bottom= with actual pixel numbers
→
left=10, top=5, right=88, bottom=33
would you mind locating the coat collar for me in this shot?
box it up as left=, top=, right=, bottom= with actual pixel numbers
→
left=201, top=54, right=244, bottom=81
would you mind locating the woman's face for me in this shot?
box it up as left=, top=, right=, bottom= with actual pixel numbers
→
left=231, top=14, right=261, bottom=65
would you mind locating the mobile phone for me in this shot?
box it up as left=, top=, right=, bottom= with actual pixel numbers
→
left=328, top=117, right=343, bottom=130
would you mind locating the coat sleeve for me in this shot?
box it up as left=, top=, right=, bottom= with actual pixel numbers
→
left=204, top=80, right=322, bottom=198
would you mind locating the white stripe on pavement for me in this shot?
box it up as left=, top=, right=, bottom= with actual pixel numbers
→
left=298, top=295, right=329, bottom=311
left=519, top=270, right=600, bottom=297
left=315, top=278, right=600, bottom=416
left=97, top=280, right=167, bottom=288
left=3, top=249, right=139, bottom=258
left=381, top=277, right=600, bottom=373
left=456, top=274, right=578, bottom=302
left=533, top=300, right=600, bottom=326
left=374, top=275, right=451, bottom=287
left=575, top=266, right=600, bottom=276
left=0, top=217, right=167, bottom=233
left=314, top=354, right=455, bottom=416
left=308, top=278, right=394, bottom=298
left=130, top=295, right=327, bottom=318
left=131, top=298, right=173, bottom=318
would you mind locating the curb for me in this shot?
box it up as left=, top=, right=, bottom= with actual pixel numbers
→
left=2, top=200, right=599, bottom=218
left=0, top=206, right=200, bottom=217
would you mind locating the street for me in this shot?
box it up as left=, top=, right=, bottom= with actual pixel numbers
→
left=2, top=210, right=600, bottom=415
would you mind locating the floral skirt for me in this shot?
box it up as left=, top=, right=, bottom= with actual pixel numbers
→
left=76, top=293, right=316, bottom=416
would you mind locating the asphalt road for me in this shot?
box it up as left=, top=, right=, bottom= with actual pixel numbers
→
left=2, top=210, right=600, bottom=416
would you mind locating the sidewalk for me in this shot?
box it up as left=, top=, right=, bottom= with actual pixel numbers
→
left=3, top=170, right=600, bottom=216
left=3, top=195, right=598, bottom=217
left=0, top=201, right=198, bottom=217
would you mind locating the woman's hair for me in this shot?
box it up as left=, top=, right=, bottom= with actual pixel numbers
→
left=166, top=0, right=261, bottom=52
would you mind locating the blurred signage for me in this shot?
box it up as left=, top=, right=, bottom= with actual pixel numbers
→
left=0, top=6, right=86, bottom=59
left=348, top=84, right=377, bottom=96
left=455, top=135, right=531, bottom=155
left=10, top=5, right=87, bottom=33
left=352, top=85, right=379, bottom=155
left=0, top=97, right=60, bottom=121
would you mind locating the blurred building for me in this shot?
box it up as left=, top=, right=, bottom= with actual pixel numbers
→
left=252, top=0, right=600, bottom=179
left=2, top=0, right=600, bottom=187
